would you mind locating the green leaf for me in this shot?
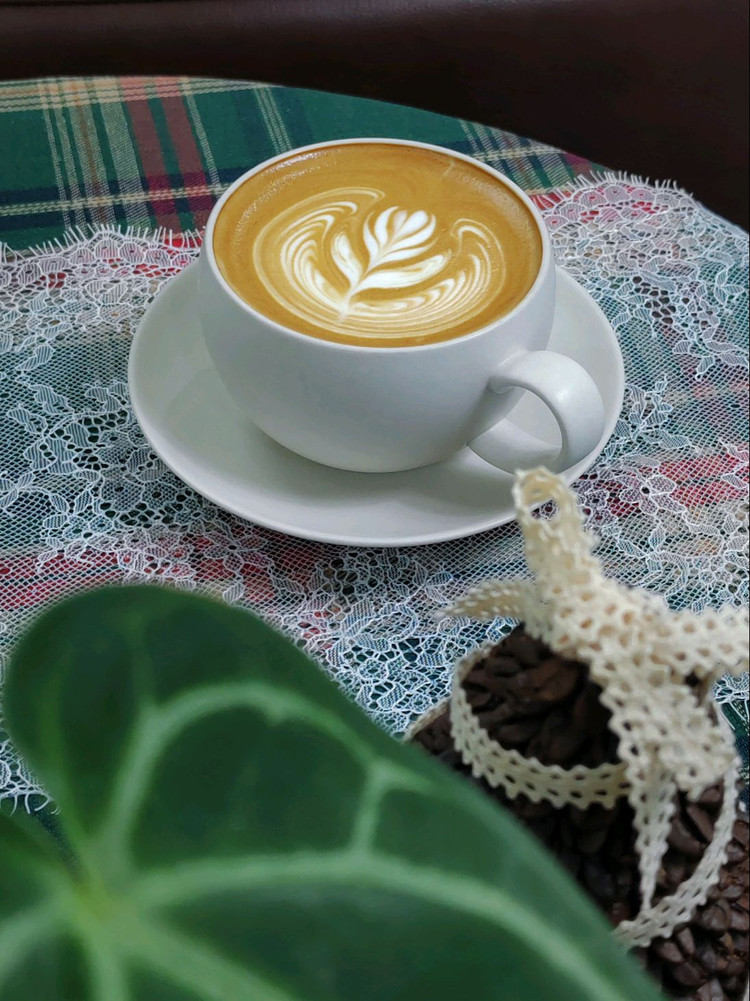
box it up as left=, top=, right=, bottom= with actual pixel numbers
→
left=0, top=809, right=90, bottom=999
left=1, top=586, right=663, bottom=1000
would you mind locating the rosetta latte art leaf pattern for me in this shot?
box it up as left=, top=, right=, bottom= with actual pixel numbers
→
left=253, top=188, right=505, bottom=340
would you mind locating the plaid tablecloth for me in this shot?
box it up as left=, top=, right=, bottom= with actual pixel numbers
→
left=0, top=76, right=600, bottom=248
left=0, top=77, right=747, bottom=800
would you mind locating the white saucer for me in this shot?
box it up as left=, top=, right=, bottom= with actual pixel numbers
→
left=129, top=265, right=624, bottom=547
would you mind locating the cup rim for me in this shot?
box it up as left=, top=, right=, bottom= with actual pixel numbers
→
left=203, top=137, right=553, bottom=354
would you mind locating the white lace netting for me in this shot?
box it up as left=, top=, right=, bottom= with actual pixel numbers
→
left=0, top=173, right=748, bottom=807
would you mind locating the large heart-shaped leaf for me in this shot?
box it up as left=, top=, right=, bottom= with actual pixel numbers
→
left=0, top=586, right=662, bottom=1000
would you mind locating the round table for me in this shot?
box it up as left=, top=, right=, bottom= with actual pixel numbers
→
left=0, top=76, right=601, bottom=247
left=0, top=77, right=747, bottom=805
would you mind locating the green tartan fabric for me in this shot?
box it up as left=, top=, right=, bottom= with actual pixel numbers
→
left=0, top=76, right=600, bottom=248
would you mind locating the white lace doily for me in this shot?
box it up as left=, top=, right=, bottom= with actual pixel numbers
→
left=1, top=174, right=748, bottom=806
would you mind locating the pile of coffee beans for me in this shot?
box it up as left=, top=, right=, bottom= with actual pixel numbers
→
left=411, top=626, right=749, bottom=1000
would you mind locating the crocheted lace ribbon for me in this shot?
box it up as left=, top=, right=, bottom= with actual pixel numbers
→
left=440, top=468, right=748, bottom=947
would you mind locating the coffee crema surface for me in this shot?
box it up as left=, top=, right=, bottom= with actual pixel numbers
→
left=213, top=143, right=543, bottom=347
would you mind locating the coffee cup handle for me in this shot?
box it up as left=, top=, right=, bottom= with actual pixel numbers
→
left=468, top=350, right=606, bottom=473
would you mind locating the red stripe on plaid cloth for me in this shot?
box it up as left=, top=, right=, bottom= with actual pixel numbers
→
left=155, top=80, right=215, bottom=219
left=126, top=80, right=181, bottom=230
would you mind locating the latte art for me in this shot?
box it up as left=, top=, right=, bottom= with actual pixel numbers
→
left=213, top=143, right=542, bottom=347
left=255, top=189, right=506, bottom=340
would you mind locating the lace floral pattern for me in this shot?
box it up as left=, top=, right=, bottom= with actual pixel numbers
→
left=1, top=176, right=748, bottom=805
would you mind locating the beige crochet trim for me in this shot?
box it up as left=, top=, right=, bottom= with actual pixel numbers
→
left=438, top=468, right=748, bottom=947
left=615, top=731, right=739, bottom=947
left=403, top=698, right=449, bottom=742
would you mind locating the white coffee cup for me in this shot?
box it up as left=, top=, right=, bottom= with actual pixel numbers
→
left=198, top=138, right=605, bottom=474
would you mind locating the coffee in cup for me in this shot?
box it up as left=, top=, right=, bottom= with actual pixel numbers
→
left=198, top=139, right=605, bottom=474
left=212, top=142, right=542, bottom=348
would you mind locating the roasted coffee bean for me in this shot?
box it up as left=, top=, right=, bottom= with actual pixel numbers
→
left=723, top=957, right=747, bottom=978
left=732, top=819, right=748, bottom=843
left=539, top=705, right=578, bottom=740
left=579, top=734, right=607, bottom=768
left=717, top=931, right=734, bottom=953
left=524, top=657, right=564, bottom=688
left=712, top=952, right=729, bottom=974
left=524, top=732, right=546, bottom=761
left=476, top=702, right=518, bottom=728
left=653, top=939, right=685, bottom=964
left=721, top=882, right=743, bottom=902
left=657, top=866, right=673, bottom=892
left=686, top=803, right=716, bottom=842
left=717, top=899, right=733, bottom=921
left=663, top=857, right=688, bottom=888
left=559, top=821, right=580, bottom=851
left=546, top=722, right=588, bottom=764
left=698, top=785, right=724, bottom=807
left=609, top=900, right=633, bottom=924
left=707, top=884, right=723, bottom=903
left=725, top=840, right=747, bottom=864
left=722, top=975, right=744, bottom=994
left=494, top=718, right=540, bottom=747
left=571, top=803, right=617, bottom=832
left=732, top=932, right=749, bottom=953
left=660, top=858, right=690, bottom=893
left=437, top=747, right=464, bottom=769
left=695, top=938, right=719, bottom=973
left=578, top=826, right=609, bottom=855
left=464, top=686, right=493, bottom=709
left=669, top=815, right=705, bottom=857
left=504, top=668, right=538, bottom=694
left=675, top=926, right=697, bottom=955
left=672, top=959, right=705, bottom=987
left=524, top=708, right=580, bottom=760
left=505, top=696, right=551, bottom=720
left=531, top=658, right=580, bottom=702
left=698, top=905, right=731, bottom=934
left=501, top=629, right=545, bottom=667
left=728, top=905, right=749, bottom=932
left=572, top=682, right=611, bottom=733
left=576, top=728, right=620, bottom=769
left=614, top=859, right=637, bottom=894
left=484, top=653, right=523, bottom=677
left=512, top=796, right=553, bottom=821
left=582, top=859, right=616, bottom=901
left=569, top=804, right=591, bottom=830
left=694, top=980, right=728, bottom=1001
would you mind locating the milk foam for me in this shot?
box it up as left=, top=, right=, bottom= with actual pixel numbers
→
left=213, top=143, right=542, bottom=347
left=253, top=187, right=505, bottom=340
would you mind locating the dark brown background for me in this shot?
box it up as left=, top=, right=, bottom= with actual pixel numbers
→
left=1, top=0, right=748, bottom=228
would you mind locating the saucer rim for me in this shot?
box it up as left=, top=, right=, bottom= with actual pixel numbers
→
left=128, top=264, right=624, bottom=547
